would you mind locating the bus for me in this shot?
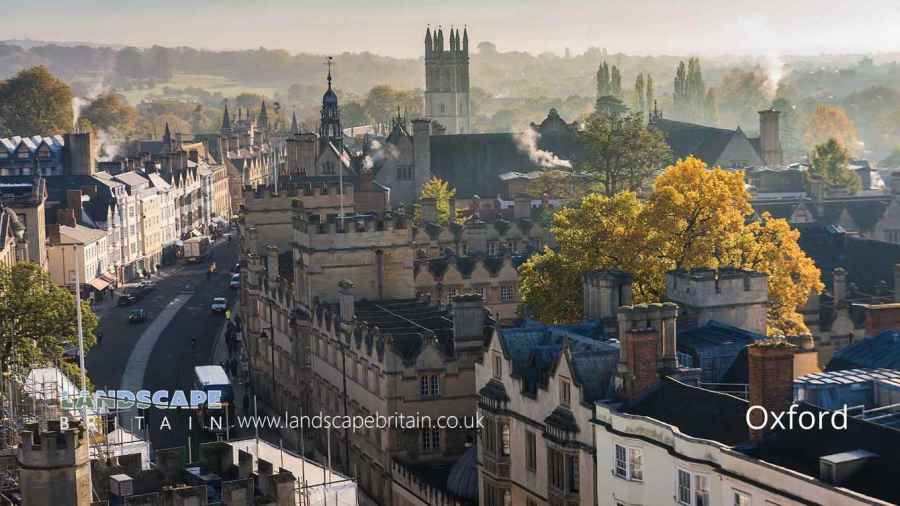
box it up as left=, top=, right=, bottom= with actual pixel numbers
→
left=193, top=365, right=234, bottom=435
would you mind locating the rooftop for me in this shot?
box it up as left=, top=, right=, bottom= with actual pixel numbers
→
left=828, top=330, right=900, bottom=371
left=354, top=299, right=455, bottom=362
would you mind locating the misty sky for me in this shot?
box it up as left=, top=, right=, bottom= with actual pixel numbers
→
left=4, top=0, right=900, bottom=57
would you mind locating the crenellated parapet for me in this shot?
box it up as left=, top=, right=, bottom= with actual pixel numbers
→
left=392, top=459, right=470, bottom=506
left=312, top=302, right=389, bottom=367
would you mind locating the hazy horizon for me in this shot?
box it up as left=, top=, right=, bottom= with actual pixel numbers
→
left=4, top=0, right=900, bottom=58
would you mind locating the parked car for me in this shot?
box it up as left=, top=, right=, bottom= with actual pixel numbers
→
left=128, top=309, right=147, bottom=323
left=231, top=262, right=241, bottom=274
left=182, top=283, right=195, bottom=293
left=211, top=297, right=228, bottom=313
left=230, top=274, right=240, bottom=289
left=117, top=294, right=137, bottom=306
left=138, top=280, right=156, bottom=291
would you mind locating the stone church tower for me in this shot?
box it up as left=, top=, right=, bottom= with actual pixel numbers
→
left=424, top=26, right=471, bottom=134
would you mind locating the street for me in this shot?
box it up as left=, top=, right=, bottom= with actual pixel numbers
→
left=85, top=239, right=239, bottom=454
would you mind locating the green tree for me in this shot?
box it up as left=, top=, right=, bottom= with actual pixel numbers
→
left=80, top=93, right=138, bottom=133
left=633, top=73, right=646, bottom=114
left=578, top=111, right=671, bottom=196
left=0, top=66, right=74, bottom=135
left=417, top=177, right=456, bottom=225
left=519, top=157, right=822, bottom=334
left=0, top=262, right=98, bottom=382
left=809, top=138, right=860, bottom=193
left=645, top=74, right=654, bottom=114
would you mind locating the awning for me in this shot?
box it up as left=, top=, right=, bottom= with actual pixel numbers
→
left=89, top=277, right=111, bottom=291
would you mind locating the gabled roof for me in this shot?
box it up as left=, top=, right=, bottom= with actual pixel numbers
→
left=651, top=118, right=763, bottom=167
left=498, top=320, right=617, bottom=403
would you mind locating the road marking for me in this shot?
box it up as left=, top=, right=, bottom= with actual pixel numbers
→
left=118, top=293, right=191, bottom=426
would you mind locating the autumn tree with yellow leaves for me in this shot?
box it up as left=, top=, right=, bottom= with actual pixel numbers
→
left=519, top=157, right=823, bottom=335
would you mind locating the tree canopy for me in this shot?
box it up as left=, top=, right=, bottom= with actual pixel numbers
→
left=518, top=157, right=822, bottom=335
left=0, top=262, right=98, bottom=383
left=79, top=93, right=138, bottom=134
left=416, top=177, right=456, bottom=225
left=577, top=110, right=671, bottom=196
left=0, top=66, right=74, bottom=136
left=804, top=104, right=860, bottom=154
left=809, top=138, right=860, bottom=193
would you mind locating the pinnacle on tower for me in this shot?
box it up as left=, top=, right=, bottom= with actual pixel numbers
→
left=463, top=26, right=469, bottom=54
left=258, top=100, right=269, bottom=130
left=437, top=26, right=444, bottom=52
left=163, top=121, right=172, bottom=146
left=291, top=110, right=299, bottom=134
left=425, top=25, right=433, bottom=57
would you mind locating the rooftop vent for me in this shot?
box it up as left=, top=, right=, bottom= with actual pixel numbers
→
left=819, top=449, right=878, bottom=484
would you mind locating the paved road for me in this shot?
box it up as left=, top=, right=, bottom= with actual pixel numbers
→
left=85, top=240, right=239, bottom=454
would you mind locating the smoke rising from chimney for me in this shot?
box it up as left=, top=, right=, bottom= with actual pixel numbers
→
left=513, top=128, right=572, bottom=169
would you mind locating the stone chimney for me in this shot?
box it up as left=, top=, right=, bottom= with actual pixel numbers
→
left=420, top=197, right=438, bottom=223
left=832, top=267, right=847, bottom=306
left=57, top=208, right=76, bottom=228
left=747, top=340, right=797, bottom=440
left=616, top=303, right=679, bottom=400
left=338, top=279, right=355, bottom=322
left=513, top=193, right=531, bottom=220
left=412, top=118, right=432, bottom=183
left=448, top=197, right=456, bottom=224
left=62, top=132, right=96, bottom=176
left=582, top=270, right=633, bottom=323
left=47, top=223, right=61, bottom=245
left=758, top=108, right=783, bottom=167
left=452, top=293, right=485, bottom=343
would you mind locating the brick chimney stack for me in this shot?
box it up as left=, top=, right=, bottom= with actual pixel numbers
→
left=758, top=109, right=783, bottom=167
left=747, top=340, right=797, bottom=440
left=616, top=302, right=679, bottom=400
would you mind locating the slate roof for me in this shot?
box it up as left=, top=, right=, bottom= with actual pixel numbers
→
left=445, top=446, right=478, bottom=501
left=58, top=223, right=107, bottom=244
left=740, top=402, right=900, bottom=505
left=827, top=331, right=900, bottom=371
left=622, top=376, right=750, bottom=445
left=428, top=120, right=581, bottom=199
left=353, top=299, right=456, bottom=364
left=796, top=224, right=900, bottom=294
left=498, top=320, right=617, bottom=403
left=651, top=118, right=762, bottom=167
left=678, top=321, right=767, bottom=383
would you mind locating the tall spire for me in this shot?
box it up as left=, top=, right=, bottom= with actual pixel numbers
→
left=437, top=25, right=443, bottom=52
left=326, top=56, right=334, bottom=90
left=221, top=101, right=232, bottom=133
left=291, top=110, right=299, bottom=134
left=162, top=122, right=172, bottom=146
left=425, top=25, right=433, bottom=58
left=258, top=100, right=269, bottom=131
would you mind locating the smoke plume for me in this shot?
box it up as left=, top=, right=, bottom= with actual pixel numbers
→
left=514, top=128, right=572, bottom=169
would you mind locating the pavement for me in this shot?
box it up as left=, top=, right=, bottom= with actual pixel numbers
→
left=85, top=238, right=239, bottom=453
